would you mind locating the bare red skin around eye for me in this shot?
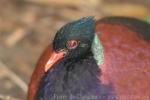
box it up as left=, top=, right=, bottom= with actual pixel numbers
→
left=67, top=40, right=78, bottom=49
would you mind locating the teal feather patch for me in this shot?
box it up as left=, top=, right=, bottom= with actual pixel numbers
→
left=91, top=34, right=104, bottom=65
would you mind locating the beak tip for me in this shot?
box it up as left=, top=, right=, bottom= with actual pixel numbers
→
left=44, top=66, right=48, bottom=72
left=44, top=51, right=66, bottom=72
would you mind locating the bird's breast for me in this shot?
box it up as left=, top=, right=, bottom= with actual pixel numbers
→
left=35, top=53, right=116, bottom=100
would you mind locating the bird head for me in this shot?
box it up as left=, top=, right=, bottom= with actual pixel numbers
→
left=45, top=17, right=102, bottom=72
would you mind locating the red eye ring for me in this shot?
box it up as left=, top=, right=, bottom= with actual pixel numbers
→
left=66, top=40, right=79, bottom=49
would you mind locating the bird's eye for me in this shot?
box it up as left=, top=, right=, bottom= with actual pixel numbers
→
left=66, top=40, right=79, bottom=49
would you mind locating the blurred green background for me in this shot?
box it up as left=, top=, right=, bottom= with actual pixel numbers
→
left=0, top=0, right=150, bottom=99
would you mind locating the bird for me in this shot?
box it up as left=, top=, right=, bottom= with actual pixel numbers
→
left=28, top=16, right=150, bottom=100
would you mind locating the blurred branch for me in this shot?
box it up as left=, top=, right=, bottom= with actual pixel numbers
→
left=58, top=8, right=100, bottom=20
left=5, top=28, right=27, bottom=47
left=101, top=3, right=150, bottom=18
left=5, top=9, right=36, bottom=47
left=0, top=94, right=21, bottom=100
left=25, top=0, right=98, bottom=7
left=0, top=61, right=27, bottom=93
